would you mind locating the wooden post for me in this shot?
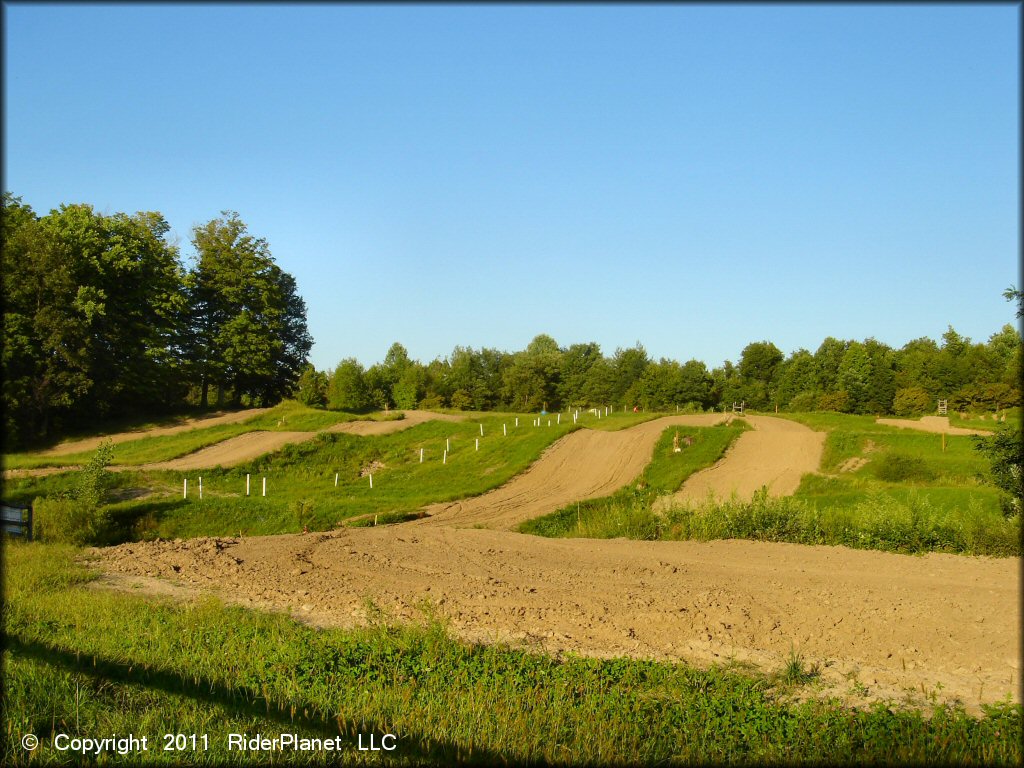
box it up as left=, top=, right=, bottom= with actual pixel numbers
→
left=942, top=433, right=946, bottom=452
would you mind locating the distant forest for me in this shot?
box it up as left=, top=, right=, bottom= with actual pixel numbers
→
left=3, top=192, right=1020, bottom=450
left=305, top=315, right=1021, bottom=419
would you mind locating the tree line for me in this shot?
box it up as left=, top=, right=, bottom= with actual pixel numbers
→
left=300, top=315, right=1021, bottom=418
left=2, top=193, right=311, bottom=448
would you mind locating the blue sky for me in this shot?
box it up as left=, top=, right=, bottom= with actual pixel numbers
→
left=4, top=3, right=1019, bottom=371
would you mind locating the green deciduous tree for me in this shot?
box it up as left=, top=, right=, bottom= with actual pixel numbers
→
left=184, top=212, right=311, bottom=407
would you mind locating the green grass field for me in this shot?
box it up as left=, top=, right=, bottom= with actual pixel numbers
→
left=4, top=543, right=1019, bottom=766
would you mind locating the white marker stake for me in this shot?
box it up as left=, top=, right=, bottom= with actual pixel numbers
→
left=548, top=419, right=551, bottom=427
left=199, top=476, right=203, bottom=500
left=183, top=478, right=187, bottom=499
left=246, top=474, right=250, bottom=496
left=335, top=472, right=339, bottom=487
left=503, top=423, right=507, bottom=436
left=369, top=474, right=373, bottom=489
left=475, top=438, right=479, bottom=451
left=420, top=448, right=424, bottom=463
left=557, top=413, right=561, bottom=424
left=262, top=477, right=266, bottom=497
left=443, top=450, right=447, bottom=465
left=480, top=423, right=484, bottom=436
left=446, top=438, right=450, bottom=452
left=515, top=417, right=519, bottom=427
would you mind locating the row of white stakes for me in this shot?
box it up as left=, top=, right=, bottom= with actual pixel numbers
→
left=181, top=407, right=622, bottom=498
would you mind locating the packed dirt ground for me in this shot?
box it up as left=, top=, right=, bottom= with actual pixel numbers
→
left=91, top=412, right=1021, bottom=714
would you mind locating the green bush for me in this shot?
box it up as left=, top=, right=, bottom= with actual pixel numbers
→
left=873, top=453, right=937, bottom=483
left=788, top=392, right=818, bottom=412
left=817, top=390, right=849, bottom=413
left=893, top=387, right=933, bottom=417
left=32, top=496, right=106, bottom=545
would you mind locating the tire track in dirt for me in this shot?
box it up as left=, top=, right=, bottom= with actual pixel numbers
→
left=417, top=414, right=728, bottom=530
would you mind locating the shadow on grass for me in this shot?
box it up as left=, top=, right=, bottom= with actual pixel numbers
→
left=7, top=634, right=518, bottom=766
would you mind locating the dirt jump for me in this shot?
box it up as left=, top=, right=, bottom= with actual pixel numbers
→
left=656, top=415, right=826, bottom=509
left=876, top=415, right=993, bottom=436
left=418, top=414, right=729, bottom=530
left=89, top=413, right=1020, bottom=713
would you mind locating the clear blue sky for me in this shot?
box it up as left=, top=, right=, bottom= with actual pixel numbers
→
left=4, top=3, right=1019, bottom=371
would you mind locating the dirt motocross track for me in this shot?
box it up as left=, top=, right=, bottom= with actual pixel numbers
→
left=95, top=413, right=1020, bottom=713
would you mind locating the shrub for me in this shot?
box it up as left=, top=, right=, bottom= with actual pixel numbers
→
left=817, top=391, right=849, bottom=413
left=33, top=496, right=106, bottom=545
left=974, top=424, right=1023, bottom=518
left=788, top=392, right=818, bottom=412
left=872, top=453, right=937, bottom=483
left=893, top=387, right=933, bottom=417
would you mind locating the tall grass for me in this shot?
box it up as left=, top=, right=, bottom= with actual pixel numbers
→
left=4, top=542, right=1020, bottom=766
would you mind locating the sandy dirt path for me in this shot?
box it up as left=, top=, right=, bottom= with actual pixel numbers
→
left=36, top=409, right=272, bottom=456
left=657, top=415, right=826, bottom=508
left=97, top=529, right=1020, bottom=713
left=417, top=414, right=728, bottom=530
left=5, top=411, right=467, bottom=477
left=876, top=415, right=993, bottom=436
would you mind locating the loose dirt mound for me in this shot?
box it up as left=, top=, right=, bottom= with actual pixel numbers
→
left=417, top=414, right=728, bottom=530
left=96, top=529, right=1020, bottom=713
left=657, top=415, right=825, bottom=508
left=876, top=415, right=992, bottom=436
left=38, top=409, right=271, bottom=456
